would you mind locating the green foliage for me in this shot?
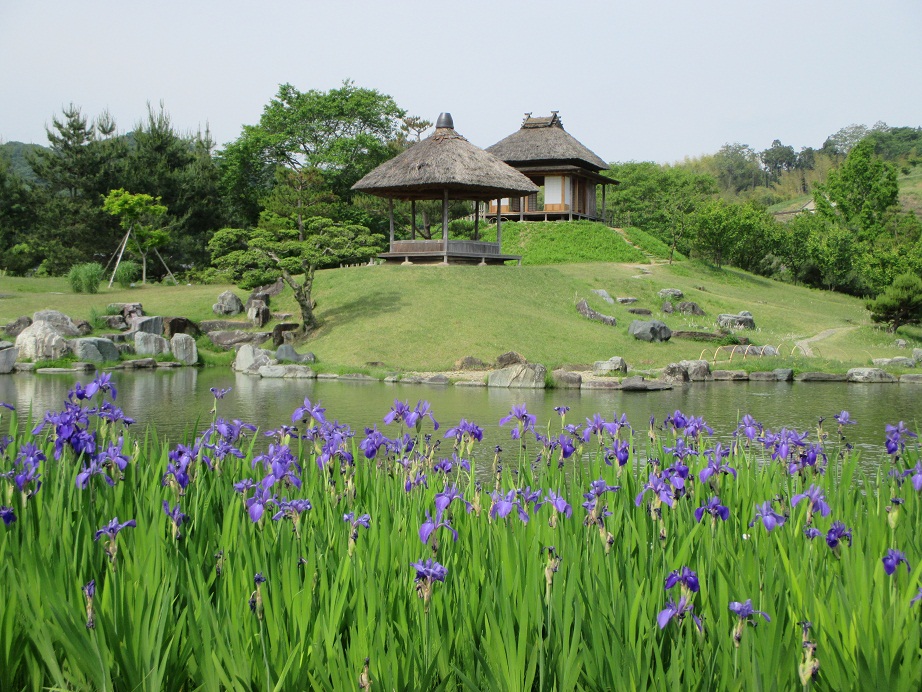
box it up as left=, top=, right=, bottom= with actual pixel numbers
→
left=67, top=262, right=104, bottom=293
left=690, top=200, right=780, bottom=271
left=113, top=260, right=140, bottom=288
left=481, top=221, right=647, bottom=265
left=103, top=188, right=169, bottom=284
left=623, top=226, right=684, bottom=261
left=866, top=272, right=922, bottom=332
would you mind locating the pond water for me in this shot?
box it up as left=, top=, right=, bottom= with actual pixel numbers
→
left=0, top=369, right=917, bottom=465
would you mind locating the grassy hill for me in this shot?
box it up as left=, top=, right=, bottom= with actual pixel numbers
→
left=2, top=258, right=908, bottom=373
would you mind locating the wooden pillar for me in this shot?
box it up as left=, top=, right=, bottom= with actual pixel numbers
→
left=411, top=200, right=416, bottom=240
left=442, top=188, right=449, bottom=264
left=519, top=196, right=524, bottom=221
left=601, top=184, right=607, bottom=225
left=496, top=198, right=502, bottom=246
left=568, top=178, right=573, bottom=221
left=388, top=198, right=395, bottom=246
left=474, top=202, right=480, bottom=241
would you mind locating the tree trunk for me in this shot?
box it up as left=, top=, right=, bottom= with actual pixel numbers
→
left=278, top=264, right=317, bottom=333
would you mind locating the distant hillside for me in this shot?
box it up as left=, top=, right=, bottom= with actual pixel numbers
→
left=0, top=141, right=44, bottom=182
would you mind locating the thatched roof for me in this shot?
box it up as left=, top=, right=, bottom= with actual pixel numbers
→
left=486, top=112, right=609, bottom=172
left=352, top=114, right=538, bottom=201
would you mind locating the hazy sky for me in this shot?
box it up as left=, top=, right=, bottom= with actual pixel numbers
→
left=1, top=0, right=919, bottom=164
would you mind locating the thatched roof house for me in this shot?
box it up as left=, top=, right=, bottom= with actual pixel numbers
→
left=485, top=112, right=616, bottom=222
left=352, top=113, right=537, bottom=265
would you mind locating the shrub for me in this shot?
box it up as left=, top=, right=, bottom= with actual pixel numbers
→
left=113, top=260, right=140, bottom=288
left=67, top=263, right=104, bottom=293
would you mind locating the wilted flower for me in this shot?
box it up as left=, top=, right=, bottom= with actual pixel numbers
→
left=411, top=558, right=447, bottom=611
left=83, top=579, right=96, bottom=629
left=162, top=501, right=187, bottom=540
left=728, top=599, right=770, bottom=647
left=94, top=517, right=136, bottom=566
left=344, top=512, right=371, bottom=555
left=249, top=572, right=267, bottom=619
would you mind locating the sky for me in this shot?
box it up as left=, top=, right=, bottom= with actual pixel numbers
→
left=1, top=0, right=920, bottom=164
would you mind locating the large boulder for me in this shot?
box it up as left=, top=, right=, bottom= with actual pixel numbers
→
left=234, top=343, right=277, bottom=373
left=134, top=332, right=170, bottom=356
left=276, top=344, right=315, bottom=363
left=677, top=301, right=705, bottom=316
left=679, top=359, right=712, bottom=381
left=246, top=291, right=270, bottom=311
left=617, top=297, right=638, bottom=304
left=660, top=362, right=690, bottom=384
left=3, top=316, right=32, bottom=338
left=621, top=375, right=672, bottom=391
left=100, top=314, right=128, bottom=331
left=628, top=308, right=652, bottom=316
left=455, top=355, right=487, bottom=370
left=591, top=289, right=615, bottom=304
left=130, top=316, right=164, bottom=336
left=661, top=301, right=674, bottom=314
left=163, top=317, right=201, bottom=339
left=717, top=312, right=756, bottom=330
left=255, top=277, right=285, bottom=297
left=207, top=330, right=271, bottom=349
left=658, top=288, right=684, bottom=300
left=15, top=321, right=70, bottom=360
left=593, top=357, right=628, bottom=376
left=576, top=299, right=617, bottom=327
left=213, top=291, right=244, bottom=316
left=552, top=369, right=582, bottom=388
left=487, top=363, right=547, bottom=388
left=199, top=319, right=252, bottom=332
left=32, top=310, right=80, bottom=337
left=247, top=301, right=271, bottom=327
left=913, top=348, right=922, bottom=364
left=170, top=334, right=198, bottom=365
left=0, top=346, right=18, bottom=374
left=628, top=320, right=672, bottom=343
left=108, top=303, right=144, bottom=319
left=257, top=364, right=316, bottom=379
left=496, top=351, right=527, bottom=368
left=846, top=368, right=897, bottom=383
left=872, top=357, right=915, bottom=368
left=72, top=337, right=120, bottom=363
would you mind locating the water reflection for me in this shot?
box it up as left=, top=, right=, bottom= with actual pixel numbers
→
left=1, top=370, right=917, bottom=464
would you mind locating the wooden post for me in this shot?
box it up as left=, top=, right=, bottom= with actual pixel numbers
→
left=519, top=196, right=524, bottom=221
left=442, top=188, right=449, bottom=264
left=411, top=200, right=416, bottom=240
left=474, top=202, right=480, bottom=241
left=568, top=177, right=573, bottom=221
left=496, top=199, right=502, bottom=247
left=388, top=198, right=395, bottom=246
left=601, top=184, right=607, bottom=225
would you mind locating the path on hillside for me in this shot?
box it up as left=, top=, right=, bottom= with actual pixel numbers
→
left=795, top=326, right=858, bottom=357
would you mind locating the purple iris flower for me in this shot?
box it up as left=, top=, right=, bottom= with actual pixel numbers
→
left=803, top=527, right=822, bottom=540
left=443, top=419, right=483, bottom=444
left=411, top=558, right=447, bottom=582
left=790, top=444, right=827, bottom=476
left=664, top=567, right=700, bottom=593
left=664, top=438, right=698, bottom=461
left=434, top=484, right=473, bottom=514
left=404, top=471, right=428, bottom=493
left=84, top=373, right=117, bottom=401
left=735, top=414, right=762, bottom=442
left=0, top=402, right=14, bottom=411
left=554, top=406, right=570, bottom=417
left=245, top=477, right=276, bottom=522
left=344, top=512, right=371, bottom=530
left=410, top=400, right=439, bottom=431
left=902, top=462, right=922, bottom=492
left=635, top=473, right=674, bottom=508
left=419, top=509, right=458, bottom=545
left=544, top=490, right=572, bottom=519
left=97, top=437, right=130, bottom=472
left=885, top=421, right=917, bottom=455
left=433, top=454, right=471, bottom=474
left=750, top=501, right=786, bottom=532
left=604, top=439, right=630, bottom=467
left=359, top=426, right=391, bottom=460
left=791, top=485, right=831, bottom=519
left=657, top=596, right=702, bottom=631
left=699, top=445, right=736, bottom=484
left=729, top=599, right=770, bottom=646
left=291, top=397, right=326, bottom=425
left=825, top=521, right=852, bottom=550
left=94, top=517, right=137, bottom=541
left=1, top=506, right=16, bottom=525
left=911, top=588, right=922, bottom=606
left=683, top=416, right=713, bottom=439
left=834, top=411, right=855, bottom=426
left=499, top=404, right=537, bottom=440
left=75, top=458, right=116, bottom=489
left=490, top=489, right=529, bottom=523
left=582, top=414, right=618, bottom=443
left=664, top=410, right=688, bottom=431
left=210, top=386, right=231, bottom=399
left=882, top=549, right=911, bottom=575
left=94, top=402, right=135, bottom=426
left=694, top=496, right=730, bottom=523
left=163, top=500, right=188, bottom=539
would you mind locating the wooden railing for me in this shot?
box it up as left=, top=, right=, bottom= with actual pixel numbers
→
left=389, top=240, right=501, bottom=255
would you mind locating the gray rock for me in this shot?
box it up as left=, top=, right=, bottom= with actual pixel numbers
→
left=677, top=301, right=705, bottom=316
left=496, top=351, right=527, bottom=368
left=15, top=321, right=70, bottom=360
left=773, top=368, right=794, bottom=381
left=255, top=277, right=285, bottom=297
left=616, top=297, right=638, bottom=304
left=247, top=301, right=271, bottom=327
left=156, top=361, right=182, bottom=369
left=593, top=357, right=628, bottom=376
left=258, top=364, right=316, bottom=379
left=895, top=339, right=907, bottom=349
left=134, top=332, right=170, bottom=356
left=872, top=357, right=915, bottom=368
left=272, top=323, right=300, bottom=347
left=580, top=379, right=622, bottom=390
left=14, top=362, right=35, bottom=372
left=576, top=299, right=617, bottom=327
left=717, top=312, right=756, bottom=330
left=199, top=319, right=253, bottom=332
left=455, top=355, right=487, bottom=370
left=0, top=346, right=18, bottom=373
left=163, top=317, right=200, bottom=339
left=276, top=344, right=315, bottom=363
left=900, top=374, right=922, bottom=384
left=661, top=301, right=674, bottom=314
left=621, top=375, right=672, bottom=391
left=108, top=303, right=144, bottom=319
left=748, top=371, right=779, bottom=381
left=796, top=372, right=847, bottom=382
left=116, top=343, right=135, bottom=356
left=591, top=289, right=615, bottom=304
left=0, top=341, right=12, bottom=351
left=4, top=316, right=32, bottom=337
left=455, top=380, right=487, bottom=387
left=658, top=288, right=684, bottom=300
left=75, top=320, right=92, bottom=336
left=170, top=334, right=198, bottom=365
left=72, top=337, right=120, bottom=363
left=846, top=368, right=897, bottom=383
left=129, top=316, right=163, bottom=336
left=124, top=357, right=157, bottom=369
left=423, top=374, right=451, bottom=385
left=679, top=359, right=712, bottom=381
left=100, top=314, right=128, bottom=330
left=383, top=374, right=400, bottom=383
left=660, top=363, right=690, bottom=383
left=913, top=348, right=922, bottom=363
left=672, top=330, right=725, bottom=342
left=36, top=367, right=79, bottom=374
left=628, top=308, right=652, bottom=316
left=246, top=291, right=271, bottom=311
left=487, top=363, right=547, bottom=388
left=628, top=320, right=672, bottom=342
left=552, top=370, right=582, bottom=388
left=339, top=373, right=376, bottom=381
left=213, top=291, right=244, bottom=316
left=233, top=344, right=276, bottom=373
left=208, top=330, right=271, bottom=349
left=316, top=373, right=339, bottom=380
left=711, top=370, right=749, bottom=380
left=33, top=310, right=80, bottom=336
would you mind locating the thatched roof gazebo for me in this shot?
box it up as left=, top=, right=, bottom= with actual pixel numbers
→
left=485, top=112, right=616, bottom=222
left=352, top=113, right=538, bottom=265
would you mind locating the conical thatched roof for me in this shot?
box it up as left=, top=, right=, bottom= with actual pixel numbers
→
left=486, top=113, right=608, bottom=172
left=352, top=114, right=538, bottom=201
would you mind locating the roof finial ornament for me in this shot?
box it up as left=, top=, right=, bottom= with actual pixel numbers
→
left=436, top=112, right=454, bottom=129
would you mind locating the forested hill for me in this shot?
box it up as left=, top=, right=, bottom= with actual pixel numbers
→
left=0, top=141, right=43, bottom=182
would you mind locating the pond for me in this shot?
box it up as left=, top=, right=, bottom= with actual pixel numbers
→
left=0, top=368, right=916, bottom=463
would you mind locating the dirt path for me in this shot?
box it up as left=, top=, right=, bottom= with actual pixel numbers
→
left=795, top=326, right=858, bottom=357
